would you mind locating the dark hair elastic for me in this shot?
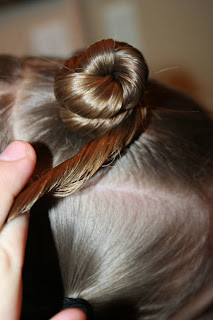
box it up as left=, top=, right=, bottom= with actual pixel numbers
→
left=62, top=297, right=93, bottom=319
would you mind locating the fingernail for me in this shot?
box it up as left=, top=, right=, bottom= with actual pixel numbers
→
left=0, top=141, right=30, bottom=161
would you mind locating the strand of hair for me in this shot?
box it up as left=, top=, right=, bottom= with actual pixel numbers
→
left=38, top=56, right=73, bottom=72
left=6, top=109, right=142, bottom=223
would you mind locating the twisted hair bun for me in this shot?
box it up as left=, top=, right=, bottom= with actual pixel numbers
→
left=54, top=39, right=149, bottom=137
left=8, top=39, right=149, bottom=221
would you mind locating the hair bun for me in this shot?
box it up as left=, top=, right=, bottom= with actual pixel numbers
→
left=54, top=39, right=148, bottom=137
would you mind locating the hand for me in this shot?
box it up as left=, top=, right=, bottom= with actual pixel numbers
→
left=0, top=141, right=86, bottom=320
left=0, top=141, right=36, bottom=320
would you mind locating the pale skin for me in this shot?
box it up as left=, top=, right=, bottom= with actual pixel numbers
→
left=0, top=141, right=86, bottom=320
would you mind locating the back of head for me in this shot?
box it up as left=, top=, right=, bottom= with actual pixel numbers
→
left=0, top=39, right=212, bottom=319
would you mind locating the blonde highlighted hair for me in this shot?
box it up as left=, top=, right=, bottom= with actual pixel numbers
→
left=0, top=39, right=213, bottom=319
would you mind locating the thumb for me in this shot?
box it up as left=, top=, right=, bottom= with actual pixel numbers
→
left=0, top=140, right=36, bottom=225
left=0, top=141, right=36, bottom=320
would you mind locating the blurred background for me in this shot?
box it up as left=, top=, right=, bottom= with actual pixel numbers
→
left=0, top=0, right=212, bottom=110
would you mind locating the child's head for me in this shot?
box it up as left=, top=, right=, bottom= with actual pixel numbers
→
left=1, top=39, right=212, bottom=319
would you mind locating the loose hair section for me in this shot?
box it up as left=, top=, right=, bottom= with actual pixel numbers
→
left=7, top=39, right=149, bottom=222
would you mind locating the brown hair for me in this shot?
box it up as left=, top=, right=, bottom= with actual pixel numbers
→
left=0, top=39, right=213, bottom=319
left=7, top=39, right=148, bottom=220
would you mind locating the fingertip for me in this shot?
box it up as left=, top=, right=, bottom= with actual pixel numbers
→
left=0, top=142, right=37, bottom=224
left=0, top=140, right=36, bottom=163
left=50, top=308, right=87, bottom=320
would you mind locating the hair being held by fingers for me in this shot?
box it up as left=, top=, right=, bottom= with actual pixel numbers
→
left=7, top=39, right=149, bottom=220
